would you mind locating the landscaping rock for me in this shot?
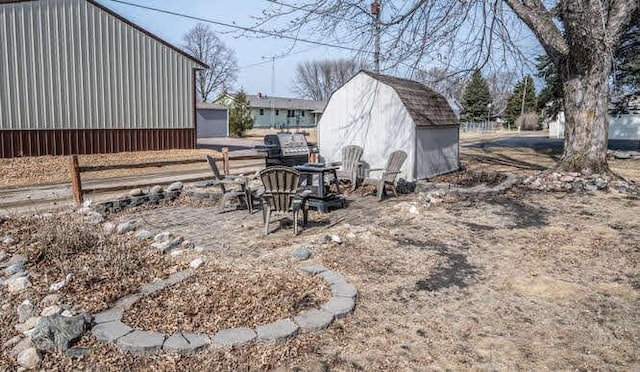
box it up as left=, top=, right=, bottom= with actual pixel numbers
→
left=16, top=316, right=41, bottom=333
left=595, top=178, right=608, bottom=190
left=331, top=283, right=358, bottom=299
left=181, top=240, right=195, bottom=249
left=322, top=297, right=355, bottom=318
left=129, top=188, right=145, bottom=197
left=18, top=300, right=35, bottom=323
left=189, top=258, right=205, bottom=269
left=571, top=180, right=585, bottom=193
left=49, top=273, right=73, bottom=292
left=170, top=249, right=183, bottom=257
left=135, top=230, right=153, bottom=240
left=2, top=235, right=15, bottom=245
left=40, top=305, right=62, bottom=317
left=31, top=313, right=90, bottom=352
left=167, top=182, right=184, bottom=192
left=163, top=332, right=209, bottom=354
left=117, top=330, right=166, bottom=352
left=61, top=310, right=74, bottom=317
left=212, top=328, right=256, bottom=347
left=292, top=247, right=312, bottom=260
left=83, top=212, right=104, bottom=225
left=299, top=264, right=327, bottom=275
left=3, top=335, right=23, bottom=349
left=7, top=276, right=31, bottom=292
left=319, top=270, right=347, bottom=285
left=113, top=293, right=142, bottom=310
left=151, top=238, right=183, bottom=253
left=294, top=309, right=334, bottom=332
left=256, top=319, right=299, bottom=343
left=92, top=309, right=124, bottom=324
left=17, top=347, right=41, bottom=369
left=150, top=185, right=164, bottom=194
left=66, top=347, right=90, bottom=358
left=116, top=221, right=136, bottom=234
left=3, top=255, right=26, bottom=274
left=102, top=222, right=116, bottom=234
left=91, top=321, right=133, bottom=342
left=154, top=232, right=172, bottom=242
left=10, top=337, right=33, bottom=357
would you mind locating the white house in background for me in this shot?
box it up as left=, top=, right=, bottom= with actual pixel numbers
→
left=549, top=95, right=640, bottom=140
left=318, top=70, right=460, bottom=181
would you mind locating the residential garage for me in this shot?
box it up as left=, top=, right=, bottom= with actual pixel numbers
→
left=318, top=71, right=460, bottom=180
left=196, top=103, right=229, bottom=138
left=0, top=0, right=207, bottom=157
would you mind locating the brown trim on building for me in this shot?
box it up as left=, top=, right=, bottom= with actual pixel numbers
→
left=0, top=129, right=196, bottom=158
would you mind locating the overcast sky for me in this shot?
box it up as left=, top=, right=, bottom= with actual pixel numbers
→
left=95, top=0, right=353, bottom=98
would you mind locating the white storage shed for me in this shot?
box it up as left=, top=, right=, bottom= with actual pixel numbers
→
left=318, top=71, right=460, bottom=180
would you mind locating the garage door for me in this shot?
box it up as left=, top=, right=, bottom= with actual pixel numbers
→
left=197, top=109, right=228, bottom=137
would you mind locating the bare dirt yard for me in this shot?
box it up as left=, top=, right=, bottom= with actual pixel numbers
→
left=1, top=135, right=638, bottom=370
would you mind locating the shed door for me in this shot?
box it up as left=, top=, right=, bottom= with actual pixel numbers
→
left=415, top=127, right=460, bottom=179
left=197, top=109, right=228, bottom=137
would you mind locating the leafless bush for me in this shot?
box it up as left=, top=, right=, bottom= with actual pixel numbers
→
left=516, top=112, right=540, bottom=131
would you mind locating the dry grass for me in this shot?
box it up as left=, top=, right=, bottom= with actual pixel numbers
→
left=0, top=149, right=220, bottom=188
left=1, top=136, right=639, bottom=370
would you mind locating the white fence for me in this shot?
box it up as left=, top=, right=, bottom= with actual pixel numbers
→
left=461, top=121, right=496, bottom=133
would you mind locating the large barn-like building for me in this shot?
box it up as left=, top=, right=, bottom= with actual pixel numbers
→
left=0, top=0, right=207, bottom=158
left=318, top=71, right=460, bottom=180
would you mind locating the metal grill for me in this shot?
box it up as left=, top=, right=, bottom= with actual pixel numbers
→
left=256, top=133, right=311, bottom=167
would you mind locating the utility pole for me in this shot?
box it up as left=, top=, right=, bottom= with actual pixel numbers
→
left=371, top=0, right=381, bottom=73
left=520, top=77, right=528, bottom=116
left=262, top=56, right=277, bottom=129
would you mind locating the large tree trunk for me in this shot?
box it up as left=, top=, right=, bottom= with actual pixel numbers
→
left=558, top=55, right=612, bottom=175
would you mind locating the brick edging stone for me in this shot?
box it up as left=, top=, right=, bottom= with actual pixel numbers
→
left=91, top=264, right=357, bottom=354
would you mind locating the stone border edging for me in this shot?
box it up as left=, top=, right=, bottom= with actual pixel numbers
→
left=90, top=264, right=357, bottom=354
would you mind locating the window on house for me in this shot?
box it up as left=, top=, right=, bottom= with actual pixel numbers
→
left=301, top=111, right=305, bottom=117
left=275, top=109, right=279, bottom=115
left=259, top=109, right=264, bottom=115
left=287, top=110, right=295, bottom=117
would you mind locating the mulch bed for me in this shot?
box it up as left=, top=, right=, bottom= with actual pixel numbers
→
left=430, top=169, right=507, bottom=187
left=123, top=264, right=330, bottom=334
left=0, top=213, right=178, bottom=314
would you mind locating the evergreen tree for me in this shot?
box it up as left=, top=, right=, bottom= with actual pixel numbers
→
left=614, top=9, right=639, bottom=94
left=229, top=90, right=254, bottom=137
left=536, top=55, right=563, bottom=120
left=460, top=70, right=492, bottom=122
left=504, top=75, right=537, bottom=124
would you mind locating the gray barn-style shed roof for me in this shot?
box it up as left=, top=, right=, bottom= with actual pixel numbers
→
left=362, top=71, right=459, bottom=127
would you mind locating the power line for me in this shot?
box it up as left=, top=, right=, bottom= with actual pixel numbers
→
left=265, top=0, right=371, bottom=26
left=105, top=0, right=373, bottom=55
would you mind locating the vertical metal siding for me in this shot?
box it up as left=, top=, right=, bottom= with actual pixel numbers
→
left=0, top=0, right=197, bottom=131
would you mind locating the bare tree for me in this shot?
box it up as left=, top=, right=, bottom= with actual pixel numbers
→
left=486, top=71, right=518, bottom=115
left=293, top=59, right=367, bottom=100
left=256, top=0, right=638, bottom=175
left=414, top=67, right=467, bottom=101
left=183, top=23, right=238, bottom=102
